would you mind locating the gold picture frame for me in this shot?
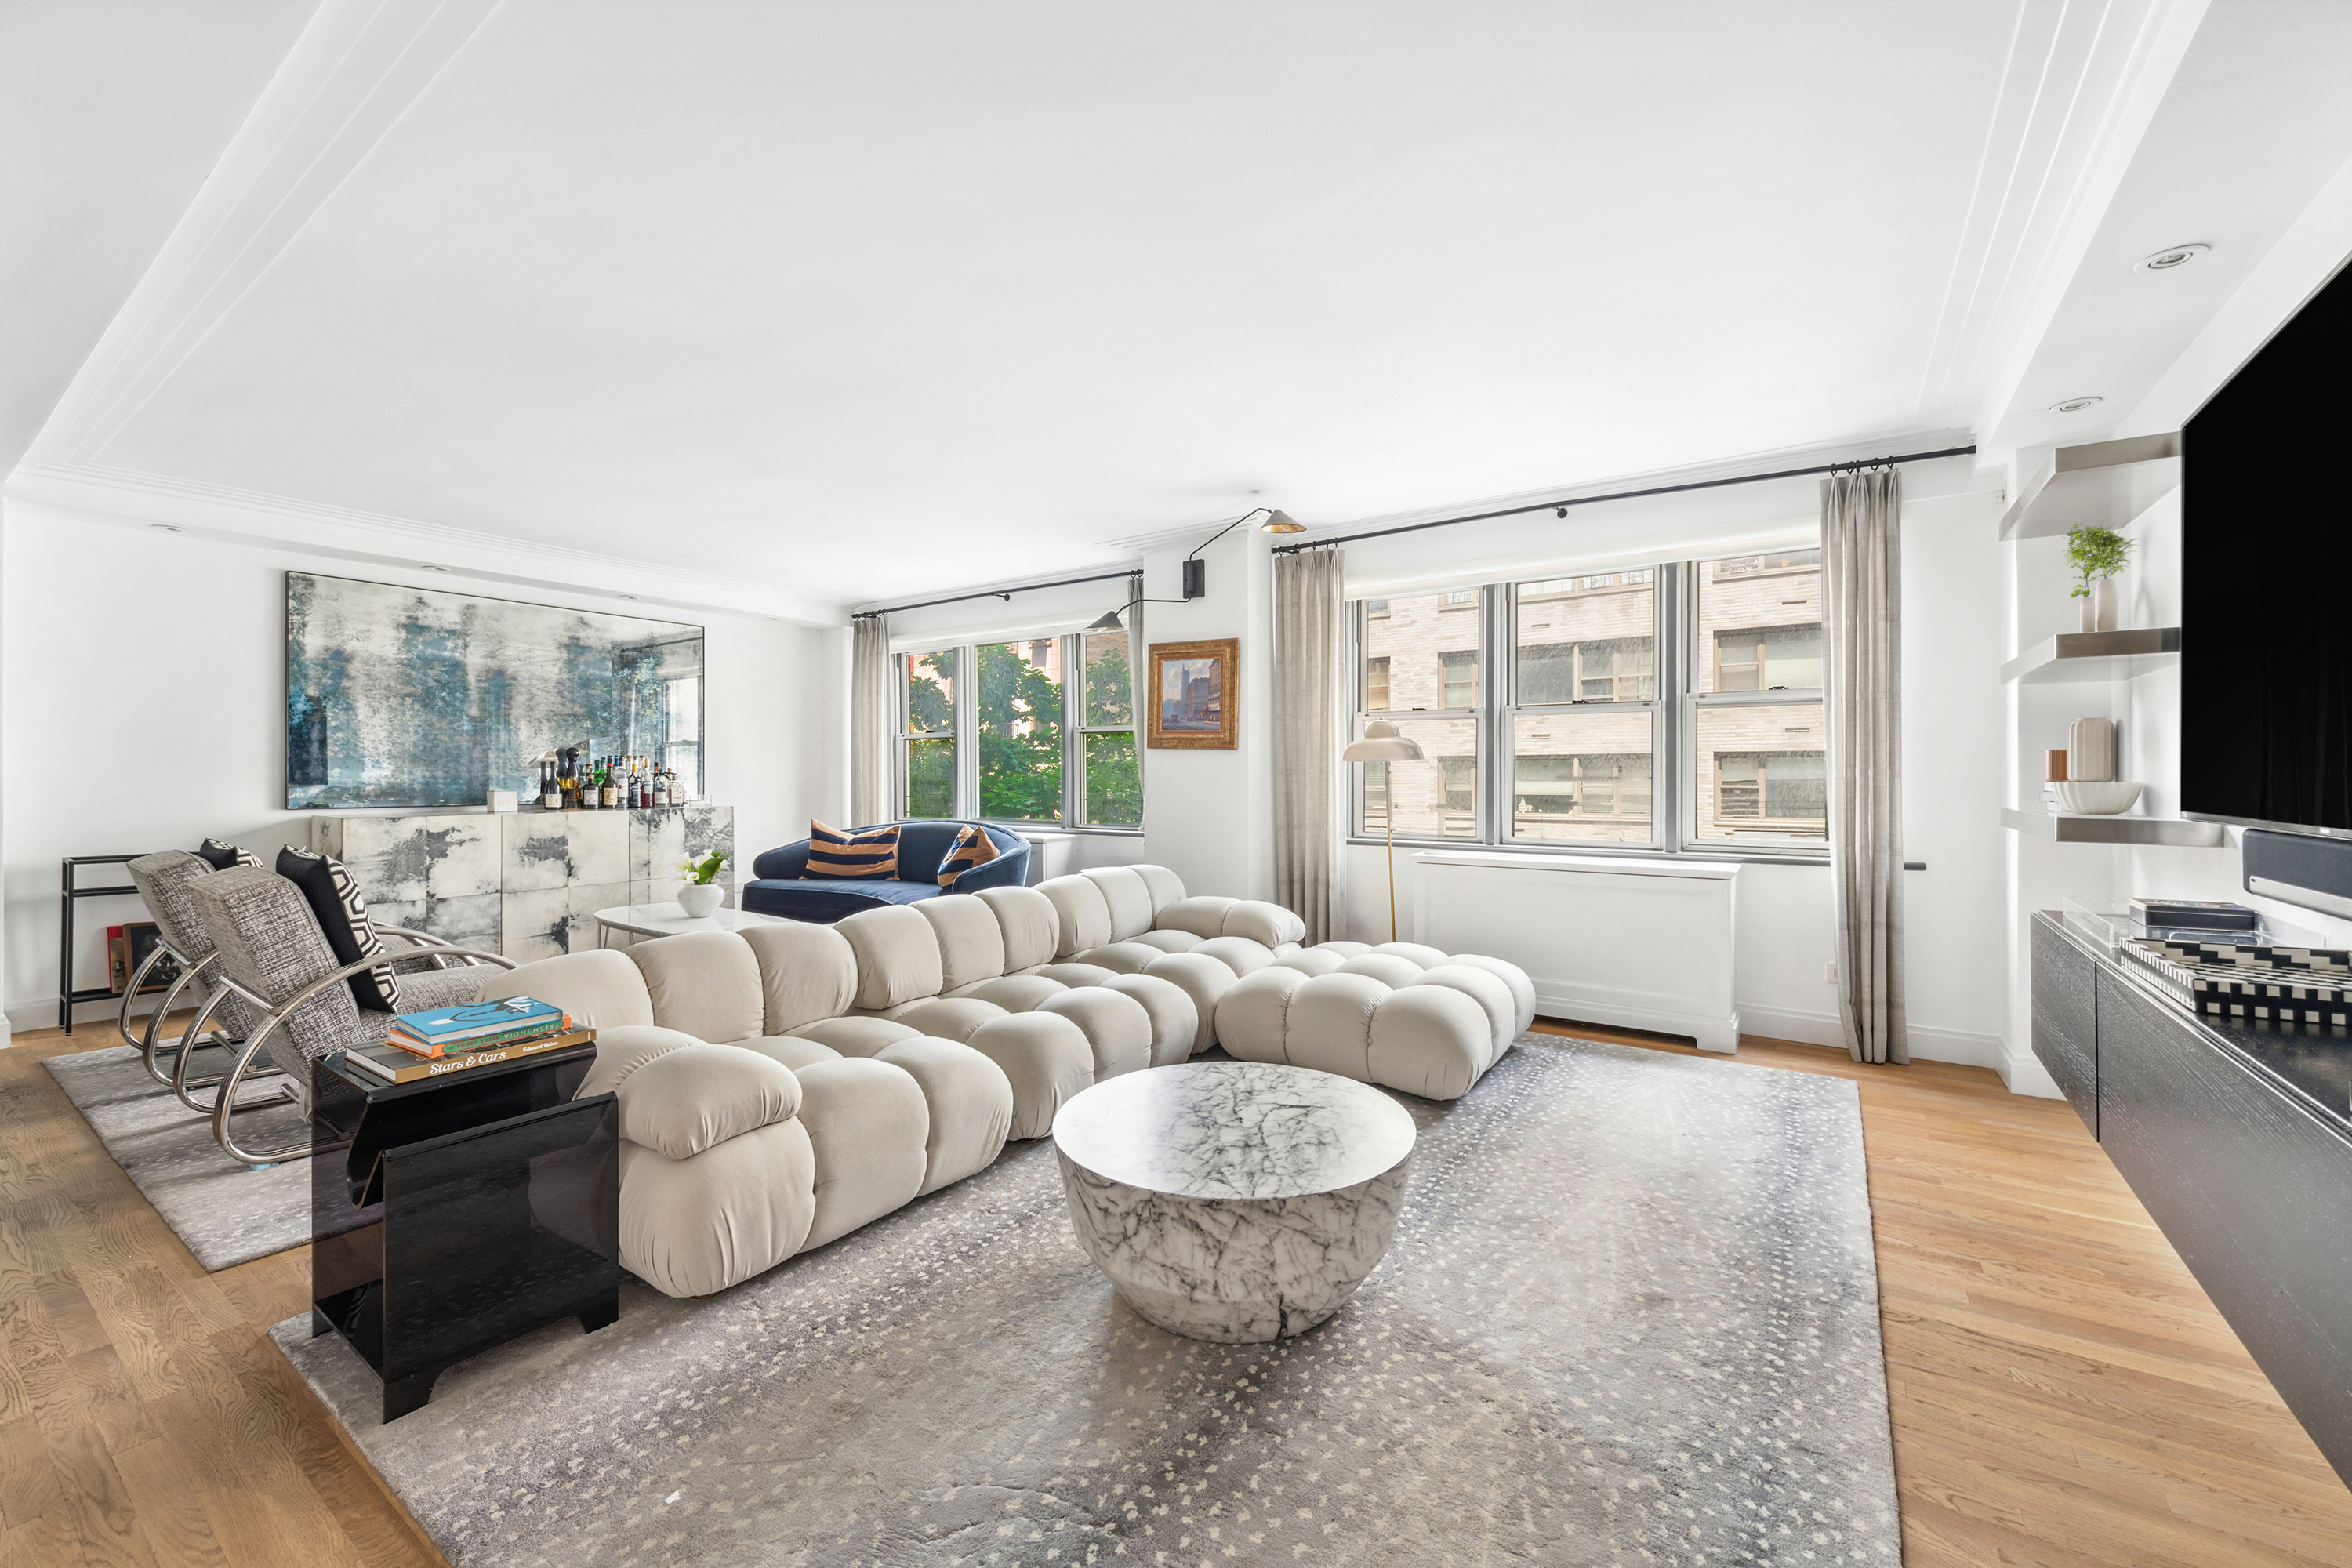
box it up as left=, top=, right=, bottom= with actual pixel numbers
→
left=1146, top=638, right=1239, bottom=750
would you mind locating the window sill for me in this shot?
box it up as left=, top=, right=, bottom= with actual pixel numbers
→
left=1345, top=837, right=1829, bottom=869
left=982, top=821, right=1146, bottom=838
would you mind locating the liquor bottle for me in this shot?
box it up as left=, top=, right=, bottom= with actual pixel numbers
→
left=599, top=762, right=619, bottom=810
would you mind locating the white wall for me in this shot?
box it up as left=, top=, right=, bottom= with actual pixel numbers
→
left=2, top=504, right=841, bottom=1033
left=1136, top=526, right=1275, bottom=901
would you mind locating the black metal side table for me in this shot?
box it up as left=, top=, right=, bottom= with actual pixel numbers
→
left=310, top=1042, right=619, bottom=1423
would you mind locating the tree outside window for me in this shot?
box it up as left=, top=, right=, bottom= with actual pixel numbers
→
left=1080, top=630, right=1141, bottom=826
left=902, top=648, right=956, bottom=818
left=978, top=640, right=1064, bottom=820
left=895, top=629, right=1141, bottom=829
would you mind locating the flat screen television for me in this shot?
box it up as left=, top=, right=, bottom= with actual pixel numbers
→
left=2180, top=255, right=2352, bottom=836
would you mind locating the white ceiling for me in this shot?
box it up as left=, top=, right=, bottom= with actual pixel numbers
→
left=0, top=0, right=314, bottom=468
left=9, top=1, right=2352, bottom=612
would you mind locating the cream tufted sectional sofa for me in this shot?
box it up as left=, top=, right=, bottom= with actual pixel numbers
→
left=475, top=866, right=1530, bottom=1300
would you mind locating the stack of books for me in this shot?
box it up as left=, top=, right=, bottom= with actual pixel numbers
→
left=346, top=996, right=593, bottom=1083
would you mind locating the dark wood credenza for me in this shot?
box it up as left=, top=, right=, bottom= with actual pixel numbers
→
left=2030, top=910, right=2352, bottom=1486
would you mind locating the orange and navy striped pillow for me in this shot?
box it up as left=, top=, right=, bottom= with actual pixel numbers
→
left=805, top=821, right=901, bottom=880
left=936, top=825, right=1000, bottom=888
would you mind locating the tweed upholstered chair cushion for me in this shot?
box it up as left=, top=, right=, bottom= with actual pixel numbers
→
left=935, top=825, right=1000, bottom=887
left=806, top=821, right=900, bottom=880
left=275, top=848, right=401, bottom=1011
left=186, top=866, right=367, bottom=1075
left=183, top=866, right=485, bottom=1080
left=124, top=851, right=259, bottom=1039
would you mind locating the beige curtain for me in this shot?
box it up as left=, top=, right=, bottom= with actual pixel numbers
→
left=1823, top=467, right=1907, bottom=1065
left=851, top=614, right=891, bottom=826
left=1272, top=546, right=1345, bottom=942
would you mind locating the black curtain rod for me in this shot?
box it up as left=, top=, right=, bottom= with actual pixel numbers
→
left=853, top=568, right=1139, bottom=620
left=1270, top=443, right=1977, bottom=555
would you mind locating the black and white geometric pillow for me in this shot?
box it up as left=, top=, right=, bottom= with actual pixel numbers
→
left=194, top=837, right=263, bottom=871
left=274, top=847, right=401, bottom=1013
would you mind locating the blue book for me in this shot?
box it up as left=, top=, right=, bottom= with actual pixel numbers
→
left=392, top=996, right=561, bottom=1044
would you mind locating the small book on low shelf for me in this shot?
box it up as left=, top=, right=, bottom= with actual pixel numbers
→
left=345, top=1028, right=596, bottom=1084
left=390, top=996, right=565, bottom=1057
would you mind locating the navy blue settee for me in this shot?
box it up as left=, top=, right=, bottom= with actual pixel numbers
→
left=741, top=821, right=1031, bottom=924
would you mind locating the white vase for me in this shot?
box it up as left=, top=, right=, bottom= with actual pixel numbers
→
left=2077, top=578, right=2118, bottom=633
left=676, top=882, right=724, bottom=918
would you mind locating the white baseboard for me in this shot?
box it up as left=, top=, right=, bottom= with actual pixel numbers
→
left=6, top=993, right=168, bottom=1036
left=1998, top=1038, right=2064, bottom=1099
left=1731, top=1003, right=1843, bottom=1051
left=1733, top=1002, right=2006, bottom=1073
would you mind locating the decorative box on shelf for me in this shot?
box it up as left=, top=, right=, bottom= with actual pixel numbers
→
left=2118, top=935, right=2352, bottom=1027
left=309, top=804, right=733, bottom=963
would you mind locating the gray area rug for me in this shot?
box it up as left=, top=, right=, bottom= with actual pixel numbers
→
left=272, top=1034, right=1900, bottom=1566
left=44, top=1042, right=325, bottom=1271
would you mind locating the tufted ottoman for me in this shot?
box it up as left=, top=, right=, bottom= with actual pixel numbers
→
left=1214, top=939, right=1535, bottom=1101
left=1033, top=868, right=1536, bottom=1102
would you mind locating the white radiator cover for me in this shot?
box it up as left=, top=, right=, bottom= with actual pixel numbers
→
left=1410, top=851, right=1743, bottom=1052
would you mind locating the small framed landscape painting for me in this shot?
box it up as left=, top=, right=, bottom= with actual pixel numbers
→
left=1147, top=637, right=1239, bottom=750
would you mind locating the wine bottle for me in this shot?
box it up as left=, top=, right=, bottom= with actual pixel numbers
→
left=540, top=760, right=561, bottom=810
left=599, top=762, right=618, bottom=810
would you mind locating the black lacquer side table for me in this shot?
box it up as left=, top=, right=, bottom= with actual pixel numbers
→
left=310, top=1043, right=619, bottom=1423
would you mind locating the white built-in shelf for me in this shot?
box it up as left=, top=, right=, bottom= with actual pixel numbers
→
left=1998, top=431, right=2180, bottom=541
left=2000, top=808, right=2223, bottom=848
left=2000, top=626, right=2181, bottom=684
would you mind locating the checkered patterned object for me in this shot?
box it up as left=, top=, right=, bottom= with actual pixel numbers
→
left=2122, top=937, right=2352, bottom=1025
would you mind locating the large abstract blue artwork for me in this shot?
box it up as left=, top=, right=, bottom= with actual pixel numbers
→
left=286, top=572, right=705, bottom=809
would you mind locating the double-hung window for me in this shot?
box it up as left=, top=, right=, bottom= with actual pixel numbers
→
left=1348, top=547, right=1824, bottom=857
left=1508, top=570, right=1658, bottom=844
left=895, top=627, right=1142, bottom=829
left=1689, top=549, right=1825, bottom=845
left=901, top=649, right=957, bottom=818
left=1356, top=588, right=1484, bottom=839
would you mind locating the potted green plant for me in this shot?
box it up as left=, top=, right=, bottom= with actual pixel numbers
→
left=677, top=851, right=730, bottom=918
left=2065, top=525, right=2136, bottom=633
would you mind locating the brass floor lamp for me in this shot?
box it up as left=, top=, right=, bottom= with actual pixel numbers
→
left=1342, top=720, right=1425, bottom=943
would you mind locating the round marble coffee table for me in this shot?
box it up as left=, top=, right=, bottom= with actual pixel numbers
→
left=1051, top=1062, right=1416, bottom=1343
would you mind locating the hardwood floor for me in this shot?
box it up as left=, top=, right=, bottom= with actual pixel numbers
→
left=3, top=1016, right=2348, bottom=1566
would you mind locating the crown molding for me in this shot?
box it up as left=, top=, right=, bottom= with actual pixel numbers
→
left=1915, top=0, right=2209, bottom=431
left=4, top=463, right=848, bottom=626
left=24, top=0, right=506, bottom=469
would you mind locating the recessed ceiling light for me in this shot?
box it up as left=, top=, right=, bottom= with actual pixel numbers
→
left=2049, top=396, right=2104, bottom=413
left=2137, top=243, right=2209, bottom=273
left=149, top=524, right=182, bottom=533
